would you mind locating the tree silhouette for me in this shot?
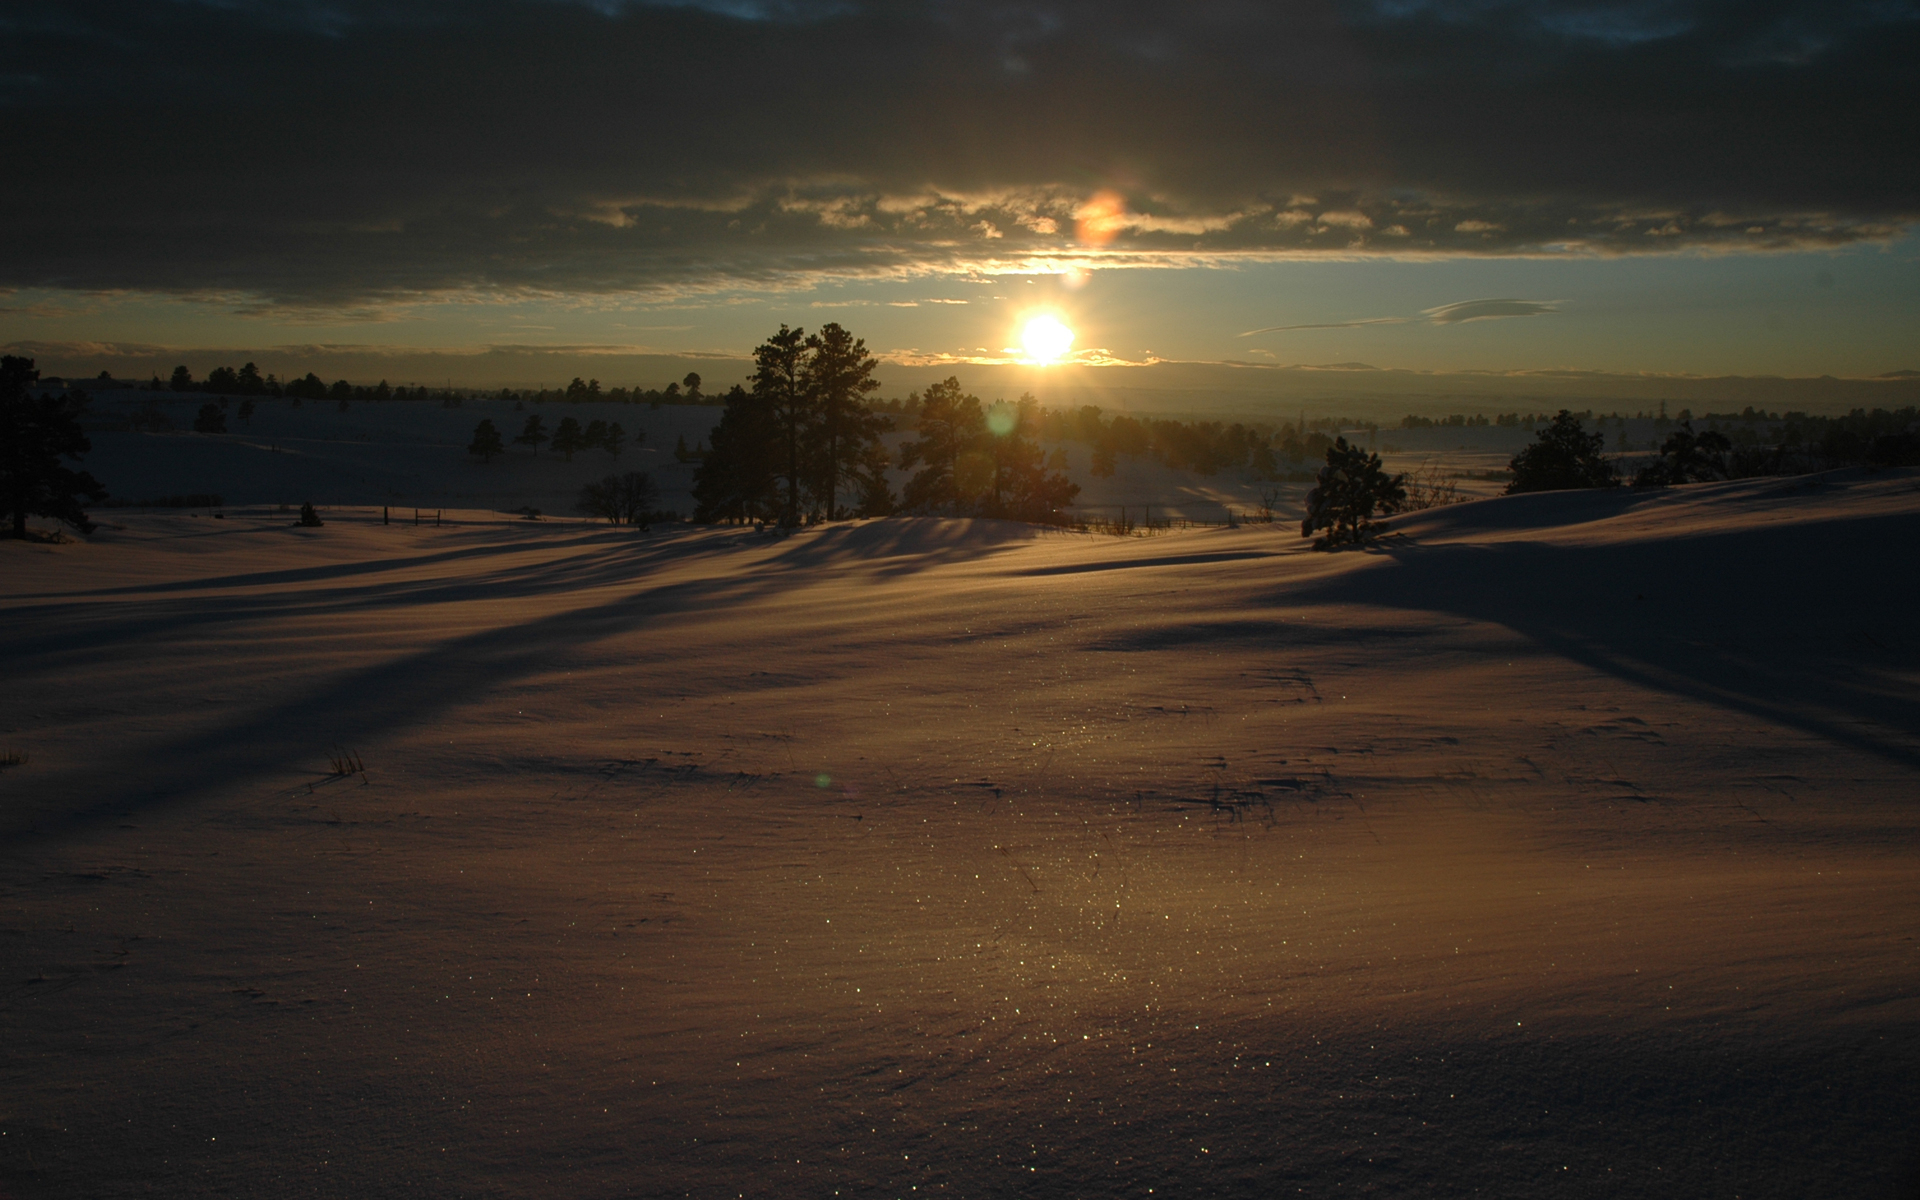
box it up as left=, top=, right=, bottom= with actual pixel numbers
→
left=1634, top=420, right=1732, bottom=486
left=513, top=414, right=548, bottom=456
left=754, top=325, right=812, bottom=527
left=193, top=402, right=227, bottom=433
left=899, top=377, right=985, bottom=513
left=803, top=323, right=885, bottom=520
left=1507, top=410, right=1617, bottom=492
left=1301, top=437, right=1405, bottom=549
left=851, top=438, right=895, bottom=517
left=692, top=384, right=781, bottom=523
left=469, top=418, right=505, bottom=462
left=981, top=395, right=1078, bottom=521
left=550, top=416, right=585, bottom=461
left=577, top=471, right=660, bottom=525
left=683, top=372, right=702, bottom=404
left=169, top=365, right=194, bottom=393
left=3, top=355, right=108, bottom=538
left=603, top=421, right=627, bottom=458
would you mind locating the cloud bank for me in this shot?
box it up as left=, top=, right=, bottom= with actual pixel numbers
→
left=3, top=0, right=1915, bottom=305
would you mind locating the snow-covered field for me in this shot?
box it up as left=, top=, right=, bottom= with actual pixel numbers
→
left=3, top=470, right=1917, bottom=1198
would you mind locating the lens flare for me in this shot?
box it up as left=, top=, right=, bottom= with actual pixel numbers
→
left=1021, top=315, right=1075, bottom=363
left=1074, top=190, right=1129, bottom=246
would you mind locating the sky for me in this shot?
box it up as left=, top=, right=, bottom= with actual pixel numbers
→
left=4, top=0, right=1918, bottom=400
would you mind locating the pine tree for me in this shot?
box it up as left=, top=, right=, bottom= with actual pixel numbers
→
left=1506, top=410, right=1617, bottom=492
left=2, top=356, right=108, bottom=538
left=980, top=397, right=1077, bottom=520
left=469, top=418, right=505, bottom=462
left=1301, top=437, right=1405, bottom=549
left=803, top=322, right=885, bottom=520
left=513, top=414, right=548, bottom=456
left=550, top=416, right=585, bottom=461
left=851, top=438, right=895, bottom=517
left=755, top=325, right=813, bottom=527
left=1634, top=420, right=1731, bottom=486
left=692, top=385, right=781, bottom=523
left=899, top=377, right=986, bottom=513
left=603, top=421, right=627, bottom=458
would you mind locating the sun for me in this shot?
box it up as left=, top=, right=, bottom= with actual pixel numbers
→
left=1020, top=314, right=1075, bottom=364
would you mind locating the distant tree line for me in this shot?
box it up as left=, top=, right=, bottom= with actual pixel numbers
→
left=1504, top=406, right=1920, bottom=494
left=1301, top=402, right=1920, bottom=551
left=865, top=401, right=1343, bottom=482
left=147, top=363, right=727, bottom=411
left=468, top=415, right=637, bottom=463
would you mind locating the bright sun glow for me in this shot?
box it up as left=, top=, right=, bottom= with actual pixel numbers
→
left=1021, top=314, right=1075, bottom=363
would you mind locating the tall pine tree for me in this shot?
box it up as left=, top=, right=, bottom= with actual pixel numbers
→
left=802, top=323, right=886, bottom=521
left=754, top=325, right=812, bottom=527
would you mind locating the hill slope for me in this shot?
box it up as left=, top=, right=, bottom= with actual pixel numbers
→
left=2, top=470, right=1916, bottom=1198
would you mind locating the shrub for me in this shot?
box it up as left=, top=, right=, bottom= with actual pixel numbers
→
left=1506, top=410, right=1617, bottom=492
left=1301, top=437, right=1405, bottom=549
left=298, top=501, right=324, bottom=527
left=1634, top=420, right=1732, bottom=487
left=577, top=471, right=661, bottom=526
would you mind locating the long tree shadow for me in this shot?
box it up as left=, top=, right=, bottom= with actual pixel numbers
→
left=0, top=519, right=1042, bottom=676
left=1, top=518, right=1064, bottom=838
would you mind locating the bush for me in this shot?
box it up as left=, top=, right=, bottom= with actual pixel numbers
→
left=1634, top=420, right=1731, bottom=487
left=1301, top=437, right=1405, bottom=549
left=297, top=501, right=324, bottom=527
left=1506, top=410, right=1616, bottom=492
left=577, top=471, right=660, bottom=526
left=192, top=402, right=227, bottom=434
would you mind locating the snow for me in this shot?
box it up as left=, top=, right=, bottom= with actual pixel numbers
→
left=2, top=468, right=1917, bottom=1197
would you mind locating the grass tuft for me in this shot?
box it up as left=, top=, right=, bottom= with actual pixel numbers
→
left=1400, top=464, right=1466, bottom=511
left=327, top=745, right=365, bottom=776
left=0, top=749, right=27, bottom=769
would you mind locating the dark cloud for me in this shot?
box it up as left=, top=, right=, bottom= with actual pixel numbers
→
left=2, top=0, right=1915, bottom=303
